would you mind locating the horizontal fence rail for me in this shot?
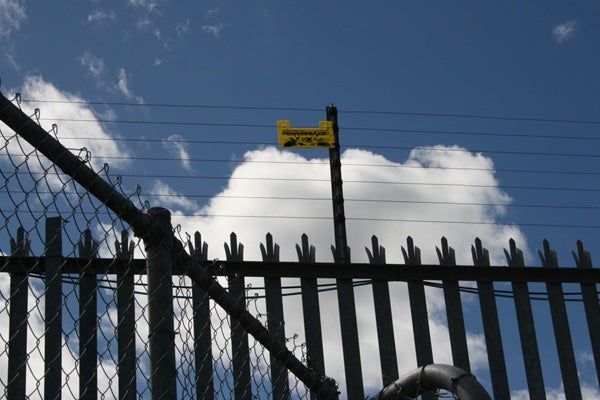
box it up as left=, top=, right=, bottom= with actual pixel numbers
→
left=1, top=227, right=599, bottom=399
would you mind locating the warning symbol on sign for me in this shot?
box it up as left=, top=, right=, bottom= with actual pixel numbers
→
left=277, top=120, right=335, bottom=148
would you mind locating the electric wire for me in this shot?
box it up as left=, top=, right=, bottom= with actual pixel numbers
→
left=6, top=208, right=600, bottom=229
left=5, top=152, right=599, bottom=177
left=38, top=117, right=600, bottom=144
left=30, top=273, right=597, bottom=303
left=24, top=98, right=600, bottom=125
left=6, top=189, right=600, bottom=211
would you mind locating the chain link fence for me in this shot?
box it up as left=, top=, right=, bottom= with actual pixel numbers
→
left=0, top=94, right=323, bottom=399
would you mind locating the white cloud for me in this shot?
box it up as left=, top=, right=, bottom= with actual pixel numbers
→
left=0, top=0, right=26, bottom=38
left=512, top=384, right=600, bottom=400
left=78, top=51, right=105, bottom=79
left=162, top=145, right=527, bottom=395
left=135, top=16, right=152, bottom=31
left=202, top=23, right=224, bottom=38
left=553, top=19, right=577, bottom=44
left=152, top=57, right=162, bottom=66
left=179, top=146, right=524, bottom=264
left=176, top=18, right=190, bottom=37
left=128, top=0, right=160, bottom=13
left=5, top=75, right=131, bottom=171
left=161, top=134, right=193, bottom=172
left=150, top=179, right=199, bottom=211
left=206, top=7, right=219, bottom=19
left=85, top=9, right=116, bottom=25
left=116, top=68, right=144, bottom=103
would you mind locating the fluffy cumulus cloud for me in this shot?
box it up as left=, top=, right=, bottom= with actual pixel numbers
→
left=2, top=75, right=130, bottom=171
left=553, top=19, right=577, bottom=44
left=175, top=146, right=524, bottom=264
left=0, top=0, right=26, bottom=38
left=150, top=179, right=199, bottom=211
left=155, top=145, right=528, bottom=394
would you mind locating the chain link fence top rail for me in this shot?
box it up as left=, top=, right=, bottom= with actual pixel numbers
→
left=0, top=91, right=340, bottom=399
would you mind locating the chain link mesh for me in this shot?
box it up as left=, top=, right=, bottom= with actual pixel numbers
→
left=0, top=96, right=312, bottom=399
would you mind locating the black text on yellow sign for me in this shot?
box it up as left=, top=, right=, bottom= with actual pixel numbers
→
left=277, top=120, right=335, bottom=148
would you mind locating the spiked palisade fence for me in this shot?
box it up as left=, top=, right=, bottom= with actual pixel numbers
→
left=1, top=90, right=599, bottom=399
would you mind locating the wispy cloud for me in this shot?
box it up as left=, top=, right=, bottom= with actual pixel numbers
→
left=202, top=23, right=224, bottom=38
left=85, top=9, right=116, bottom=25
left=552, top=19, right=577, bottom=44
left=3, top=75, right=132, bottom=171
left=128, top=0, right=161, bottom=13
left=79, top=51, right=105, bottom=79
left=176, top=18, right=190, bottom=38
left=162, top=134, right=192, bottom=172
left=116, top=68, right=144, bottom=103
left=150, top=180, right=199, bottom=211
left=135, top=16, right=152, bottom=31
left=206, top=7, right=219, bottom=19
left=0, top=0, right=26, bottom=38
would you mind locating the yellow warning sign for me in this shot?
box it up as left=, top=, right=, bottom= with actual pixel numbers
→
left=277, top=120, right=335, bottom=148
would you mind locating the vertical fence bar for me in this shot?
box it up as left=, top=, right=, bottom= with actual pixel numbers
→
left=365, top=236, right=399, bottom=387
left=402, top=237, right=434, bottom=400
left=505, top=239, right=546, bottom=399
left=146, top=208, right=177, bottom=400
left=116, top=230, right=136, bottom=400
left=78, top=229, right=98, bottom=400
left=45, top=217, right=63, bottom=400
left=261, top=233, right=290, bottom=400
left=188, top=232, right=214, bottom=400
left=8, top=226, right=30, bottom=400
left=296, top=234, right=325, bottom=400
left=436, top=237, right=470, bottom=372
left=334, top=274, right=363, bottom=400
left=539, top=240, right=582, bottom=399
left=472, top=238, right=510, bottom=399
left=225, top=233, right=252, bottom=400
left=573, top=241, right=600, bottom=386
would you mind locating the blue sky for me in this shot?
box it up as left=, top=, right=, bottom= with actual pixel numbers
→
left=1, top=1, right=599, bottom=398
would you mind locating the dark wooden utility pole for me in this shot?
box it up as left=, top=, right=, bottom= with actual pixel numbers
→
left=327, top=104, right=349, bottom=263
left=327, top=105, right=364, bottom=400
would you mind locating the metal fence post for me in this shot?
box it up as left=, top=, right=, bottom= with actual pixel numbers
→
left=436, top=237, right=470, bottom=373
left=188, top=232, right=214, bottom=400
left=261, top=233, right=291, bottom=400
left=145, top=207, right=177, bottom=400
left=78, top=229, right=98, bottom=400
left=472, top=238, right=510, bottom=399
left=505, top=239, right=546, bottom=399
left=8, top=226, right=30, bottom=400
left=45, top=216, right=63, bottom=400
left=116, top=230, right=136, bottom=400
left=365, top=235, right=399, bottom=387
left=539, top=240, right=582, bottom=400
left=225, top=232, right=252, bottom=400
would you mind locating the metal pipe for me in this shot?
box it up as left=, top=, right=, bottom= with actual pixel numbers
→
left=372, top=364, right=492, bottom=400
